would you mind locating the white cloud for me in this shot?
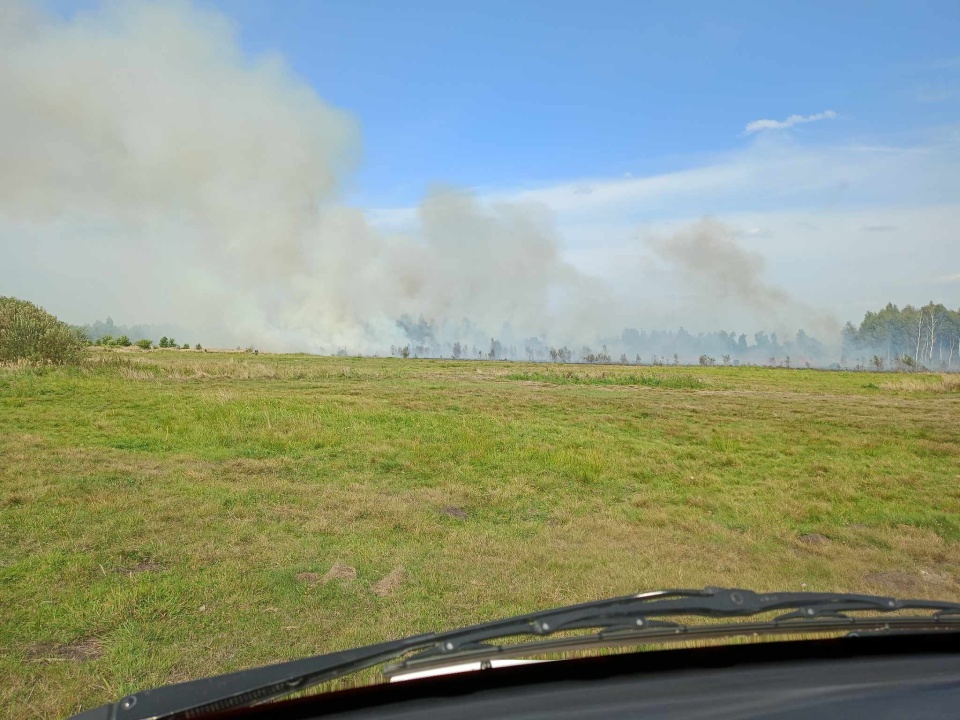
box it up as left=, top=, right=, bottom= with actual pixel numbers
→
left=743, top=110, right=837, bottom=135
left=470, top=131, right=959, bottom=224
left=367, top=127, right=960, bottom=331
left=917, top=84, right=953, bottom=103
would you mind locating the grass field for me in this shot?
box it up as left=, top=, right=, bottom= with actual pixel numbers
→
left=2, top=350, right=959, bottom=717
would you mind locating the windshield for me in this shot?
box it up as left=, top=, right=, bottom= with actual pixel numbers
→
left=1, top=1, right=958, bottom=718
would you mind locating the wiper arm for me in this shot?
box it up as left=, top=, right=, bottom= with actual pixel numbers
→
left=386, top=615, right=960, bottom=678
left=69, top=587, right=960, bottom=720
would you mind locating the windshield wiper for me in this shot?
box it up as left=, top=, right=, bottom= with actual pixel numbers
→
left=69, top=587, right=960, bottom=720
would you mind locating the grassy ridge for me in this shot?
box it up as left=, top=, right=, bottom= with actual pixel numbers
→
left=2, top=351, right=959, bottom=717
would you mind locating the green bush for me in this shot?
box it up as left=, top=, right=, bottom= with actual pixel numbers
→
left=135, top=339, right=153, bottom=350
left=115, top=335, right=132, bottom=347
left=0, top=296, right=87, bottom=365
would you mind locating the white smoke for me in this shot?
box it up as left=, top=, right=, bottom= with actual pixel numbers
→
left=0, top=1, right=830, bottom=353
left=1, top=0, right=616, bottom=351
left=644, top=220, right=839, bottom=340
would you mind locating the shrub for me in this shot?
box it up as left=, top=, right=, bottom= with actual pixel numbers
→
left=195, top=343, right=202, bottom=350
left=115, top=335, right=132, bottom=347
left=0, top=296, right=87, bottom=365
left=97, top=334, right=114, bottom=347
left=181, top=343, right=189, bottom=350
left=135, top=339, right=153, bottom=350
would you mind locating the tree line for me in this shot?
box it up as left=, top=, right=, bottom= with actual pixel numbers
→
left=842, top=302, right=960, bottom=370
left=91, top=334, right=201, bottom=351
left=390, top=313, right=831, bottom=367
left=390, top=304, right=960, bottom=370
left=7, top=296, right=957, bottom=369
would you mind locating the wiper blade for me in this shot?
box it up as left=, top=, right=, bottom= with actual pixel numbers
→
left=69, top=587, right=960, bottom=720
left=386, top=615, right=960, bottom=678
left=390, top=587, right=960, bottom=667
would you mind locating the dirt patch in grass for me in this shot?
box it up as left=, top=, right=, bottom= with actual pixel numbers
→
left=864, top=569, right=954, bottom=595
left=114, top=560, right=162, bottom=575
left=442, top=506, right=469, bottom=519
left=27, top=638, right=103, bottom=662
left=371, top=566, right=406, bottom=596
left=297, top=562, right=358, bottom=587
left=799, top=534, right=829, bottom=545
left=323, top=562, right=358, bottom=583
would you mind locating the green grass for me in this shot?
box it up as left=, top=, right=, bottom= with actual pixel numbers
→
left=2, top=350, right=959, bottom=717
left=507, top=369, right=708, bottom=388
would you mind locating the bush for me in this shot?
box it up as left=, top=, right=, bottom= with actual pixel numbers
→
left=115, top=335, right=132, bottom=347
left=135, top=339, right=153, bottom=350
left=0, top=296, right=87, bottom=365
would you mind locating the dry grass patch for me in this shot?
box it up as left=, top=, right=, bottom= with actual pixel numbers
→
left=879, top=373, right=960, bottom=392
left=26, top=638, right=104, bottom=663
left=371, top=566, right=407, bottom=597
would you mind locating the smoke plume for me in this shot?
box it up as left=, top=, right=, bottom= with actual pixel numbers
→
left=647, top=220, right=790, bottom=309
left=0, top=1, right=832, bottom=354
left=645, top=220, right=838, bottom=340
left=1, top=0, right=617, bottom=351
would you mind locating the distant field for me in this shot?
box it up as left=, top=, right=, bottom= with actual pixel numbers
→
left=2, top=351, right=959, bottom=717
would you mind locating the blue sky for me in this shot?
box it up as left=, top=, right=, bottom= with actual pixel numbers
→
left=52, top=0, right=959, bottom=205
left=194, top=0, right=960, bottom=207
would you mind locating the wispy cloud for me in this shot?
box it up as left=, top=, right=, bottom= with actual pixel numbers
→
left=740, top=226, right=775, bottom=239
left=924, top=57, right=960, bottom=72
left=743, top=110, right=837, bottom=135
left=474, top=132, right=958, bottom=223
left=917, top=84, right=953, bottom=103
left=364, top=128, right=960, bottom=330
